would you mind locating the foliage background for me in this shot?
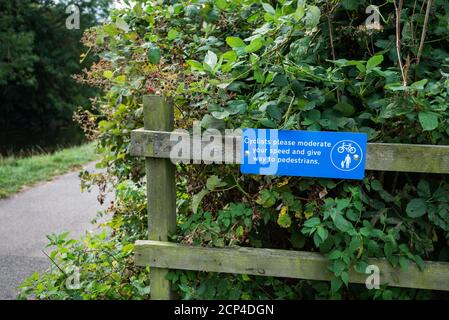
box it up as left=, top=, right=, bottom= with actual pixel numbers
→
left=20, top=0, right=449, bottom=300
left=0, top=0, right=109, bottom=127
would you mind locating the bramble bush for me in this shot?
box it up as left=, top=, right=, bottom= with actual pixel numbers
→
left=20, top=0, right=449, bottom=300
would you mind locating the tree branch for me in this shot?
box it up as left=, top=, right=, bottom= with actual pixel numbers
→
left=416, top=0, right=433, bottom=66
left=393, top=0, right=407, bottom=86
left=327, top=4, right=340, bottom=102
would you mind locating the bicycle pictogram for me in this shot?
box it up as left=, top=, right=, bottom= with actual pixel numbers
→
left=337, top=143, right=356, bottom=154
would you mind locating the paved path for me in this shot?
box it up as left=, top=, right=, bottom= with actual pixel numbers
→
left=0, top=162, right=112, bottom=299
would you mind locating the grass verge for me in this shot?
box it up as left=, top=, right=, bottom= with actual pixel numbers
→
left=0, top=142, right=98, bottom=199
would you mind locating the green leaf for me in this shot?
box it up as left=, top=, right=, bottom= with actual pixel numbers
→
left=340, top=271, right=349, bottom=287
left=256, top=189, right=277, bottom=208
left=103, top=24, right=119, bottom=36
left=261, top=2, right=275, bottom=15
left=303, top=217, right=321, bottom=228
left=241, top=273, right=250, bottom=281
left=213, top=238, right=225, bottom=247
left=371, top=179, right=383, bottom=191
left=346, top=209, right=359, bottom=221
left=334, top=101, right=355, bottom=116
left=399, top=257, right=409, bottom=272
left=342, top=0, right=360, bottom=10
left=206, top=175, right=227, bottom=190
left=222, top=217, right=231, bottom=228
left=267, top=104, right=282, bottom=121
left=414, top=255, right=425, bottom=271
left=236, top=225, right=244, bottom=237
left=313, top=232, right=322, bottom=246
left=273, top=73, right=288, bottom=87
left=187, top=60, right=203, bottom=71
left=316, top=226, right=328, bottom=242
left=406, top=198, right=427, bottom=218
left=222, top=50, right=237, bottom=62
left=259, top=118, right=276, bottom=128
left=226, top=100, right=247, bottom=115
left=277, top=212, right=292, bottom=228
left=244, top=38, right=263, bottom=53
left=333, top=59, right=365, bottom=72
left=226, top=36, right=245, bottom=48
left=354, top=261, right=369, bottom=273
left=333, top=214, right=353, bottom=233
left=211, top=109, right=230, bottom=119
left=417, top=180, right=431, bottom=198
left=148, top=45, right=161, bottom=64
left=115, top=17, right=130, bottom=33
left=115, top=75, right=126, bottom=84
left=330, top=276, right=343, bottom=292
left=328, top=250, right=342, bottom=260
left=304, top=109, right=321, bottom=123
left=336, top=198, right=350, bottom=212
left=384, top=241, right=395, bottom=259
left=304, top=5, right=321, bottom=28
left=418, top=111, right=438, bottom=131
left=192, top=189, right=208, bottom=213
left=122, top=243, right=134, bottom=254
left=215, top=0, right=229, bottom=10
left=204, top=50, right=218, bottom=71
left=410, top=79, right=428, bottom=90
left=103, top=70, right=113, bottom=79
left=384, top=82, right=408, bottom=91
left=382, top=290, right=393, bottom=300
left=167, top=29, right=179, bottom=40
left=294, top=5, right=305, bottom=21
left=366, top=55, right=384, bottom=71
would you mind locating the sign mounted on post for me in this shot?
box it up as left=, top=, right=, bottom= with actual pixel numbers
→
left=240, top=129, right=368, bottom=180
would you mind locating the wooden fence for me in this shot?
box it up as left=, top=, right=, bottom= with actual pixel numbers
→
left=130, top=95, right=449, bottom=299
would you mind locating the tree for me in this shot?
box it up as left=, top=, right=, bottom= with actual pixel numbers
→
left=0, top=0, right=109, bottom=127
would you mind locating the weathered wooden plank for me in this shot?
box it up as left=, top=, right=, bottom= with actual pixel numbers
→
left=365, top=143, right=449, bottom=173
left=135, top=240, right=449, bottom=291
left=130, top=129, right=449, bottom=174
left=143, top=96, right=177, bottom=300
left=130, top=129, right=240, bottom=164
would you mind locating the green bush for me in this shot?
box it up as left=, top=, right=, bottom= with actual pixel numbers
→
left=20, top=0, right=449, bottom=300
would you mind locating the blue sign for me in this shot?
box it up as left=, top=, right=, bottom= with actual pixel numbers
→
left=240, top=129, right=367, bottom=180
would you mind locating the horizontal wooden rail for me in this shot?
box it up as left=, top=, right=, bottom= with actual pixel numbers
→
left=130, top=129, right=449, bottom=174
left=135, top=240, right=449, bottom=291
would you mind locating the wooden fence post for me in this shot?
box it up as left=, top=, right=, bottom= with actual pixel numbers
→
left=143, top=95, right=176, bottom=300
